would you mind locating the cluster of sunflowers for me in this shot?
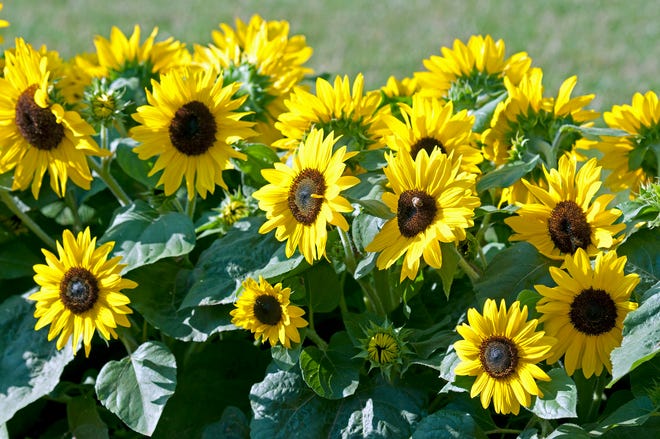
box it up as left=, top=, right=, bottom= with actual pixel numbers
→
left=1, top=7, right=659, bottom=438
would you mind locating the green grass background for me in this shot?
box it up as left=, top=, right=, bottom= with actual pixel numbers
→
left=4, top=0, right=659, bottom=113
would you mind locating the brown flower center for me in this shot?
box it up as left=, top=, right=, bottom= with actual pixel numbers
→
left=397, top=190, right=437, bottom=238
left=253, top=294, right=282, bottom=326
left=15, top=84, right=65, bottom=151
left=287, top=168, right=326, bottom=225
left=59, top=267, right=99, bottom=314
left=480, top=336, right=519, bottom=379
left=169, top=101, right=217, bottom=156
left=410, top=136, right=445, bottom=159
left=569, top=287, right=618, bottom=335
left=547, top=200, right=592, bottom=254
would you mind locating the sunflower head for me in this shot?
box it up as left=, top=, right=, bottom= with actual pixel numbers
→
left=535, top=248, right=639, bottom=378
left=230, top=276, right=308, bottom=349
left=29, top=228, right=136, bottom=357
left=454, top=299, right=555, bottom=415
left=80, top=77, right=131, bottom=128
left=355, top=319, right=411, bottom=381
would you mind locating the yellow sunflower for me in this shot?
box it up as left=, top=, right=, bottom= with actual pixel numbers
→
left=365, top=148, right=480, bottom=282
left=230, top=276, right=307, bottom=349
left=380, top=94, right=482, bottom=174
left=505, top=155, right=624, bottom=260
left=273, top=73, right=382, bottom=153
left=482, top=68, right=598, bottom=205
left=130, top=67, right=256, bottom=200
left=0, top=38, right=109, bottom=199
left=535, top=248, right=639, bottom=378
left=414, top=34, right=532, bottom=111
left=29, top=228, right=136, bottom=357
left=253, top=128, right=359, bottom=264
left=592, top=91, right=660, bottom=194
left=454, top=299, right=555, bottom=415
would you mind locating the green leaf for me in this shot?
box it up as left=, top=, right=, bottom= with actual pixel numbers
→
left=304, top=261, right=341, bottom=313
left=352, top=213, right=384, bottom=279
left=234, top=143, right=280, bottom=187
left=299, top=332, right=361, bottom=399
left=516, top=289, right=542, bottom=320
left=202, top=406, right=249, bottom=439
left=95, top=341, right=177, bottom=436
left=181, top=217, right=305, bottom=309
left=617, top=227, right=660, bottom=293
left=546, top=423, right=590, bottom=438
left=101, top=200, right=196, bottom=272
left=474, top=242, right=556, bottom=304
left=591, top=396, right=654, bottom=435
left=271, top=344, right=302, bottom=371
left=0, top=239, right=41, bottom=279
left=530, top=368, right=578, bottom=419
left=476, top=155, right=540, bottom=193
left=609, top=284, right=660, bottom=387
left=114, top=137, right=160, bottom=188
left=470, top=91, right=507, bottom=133
left=438, top=242, right=460, bottom=298
left=0, top=294, right=75, bottom=424
left=66, top=395, right=109, bottom=439
left=411, top=409, right=477, bottom=438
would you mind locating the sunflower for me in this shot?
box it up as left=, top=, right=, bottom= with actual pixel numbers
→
left=505, top=155, right=625, bottom=260
left=365, top=148, right=480, bottom=282
left=454, top=299, right=555, bottom=415
left=230, top=276, right=307, bottom=349
left=29, top=228, right=136, bottom=357
left=414, top=34, right=532, bottom=111
left=590, top=91, right=660, bottom=194
left=253, top=128, right=359, bottom=264
left=380, top=94, right=482, bottom=174
left=0, top=38, right=109, bottom=199
left=193, top=15, right=313, bottom=145
left=535, top=248, right=639, bottom=377
left=130, top=66, right=256, bottom=200
left=273, top=73, right=382, bottom=154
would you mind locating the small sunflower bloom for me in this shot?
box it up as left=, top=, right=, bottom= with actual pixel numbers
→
left=230, top=276, right=308, bottom=349
left=253, top=128, right=360, bottom=264
left=454, top=299, right=555, bottom=415
left=505, top=155, right=625, bottom=260
left=365, top=148, right=480, bottom=282
left=29, top=228, right=136, bottom=357
left=356, top=320, right=411, bottom=380
left=130, top=67, right=256, bottom=200
left=535, top=249, right=639, bottom=378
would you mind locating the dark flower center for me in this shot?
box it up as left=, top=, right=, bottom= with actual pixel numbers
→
left=287, top=168, right=327, bottom=225
left=15, top=84, right=65, bottom=151
left=480, top=336, right=519, bottom=379
left=168, top=101, right=217, bottom=156
left=410, top=136, right=445, bottom=159
left=547, top=200, right=592, bottom=254
left=397, top=190, right=437, bottom=238
left=569, top=287, right=618, bottom=335
left=59, top=267, right=99, bottom=314
left=253, top=294, right=282, bottom=326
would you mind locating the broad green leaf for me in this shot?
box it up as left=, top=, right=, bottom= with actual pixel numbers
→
left=438, top=349, right=472, bottom=394
left=128, top=260, right=234, bottom=342
left=304, top=260, right=341, bottom=313
left=437, top=242, right=460, bottom=298
left=0, top=239, right=40, bottom=279
left=609, top=284, right=660, bottom=387
left=617, top=227, right=660, bottom=293
left=299, top=332, right=361, bottom=399
left=517, top=289, right=543, bottom=319
left=591, top=396, right=654, bottom=435
left=201, top=406, right=249, bottom=439
left=0, top=294, right=75, bottom=424
left=352, top=213, right=385, bottom=279
left=474, top=242, right=556, bottom=304
left=355, top=148, right=387, bottom=171
left=556, top=125, right=628, bottom=141
left=470, top=91, right=507, bottom=133
left=233, top=143, right=280, bottom=186
left=530, top=368, right=578, bottom=419
left=546, top=424, right=590, bottom=438
left=476, top=155, right=540, bottom=193
left=344, top=171, right=388, bottom=203
left=101, top=200, right=196, bottom=272
left=114, top=137, right=160, bottom=188
left=411, top=409, right=477, bottom=438
left=271, top=344, right=301, bottom=371
left=95, top=341, right=177, bottom=436
left=67, top=395, right=109, bottom=439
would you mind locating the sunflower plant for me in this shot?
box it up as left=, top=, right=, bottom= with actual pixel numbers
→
left=0, top=10, right=658, bottom=439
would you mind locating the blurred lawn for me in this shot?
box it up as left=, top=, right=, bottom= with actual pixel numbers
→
left=4, top=0, right=660, bottom=112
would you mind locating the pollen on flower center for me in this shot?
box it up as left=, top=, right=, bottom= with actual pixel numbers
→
left=59, top=267, right=100, bottom=314
left=547, top=200, right=592, bottom=254
left=287, top=168, right=327, bottom=225
left=411, top=136, right=445, bottom=159
left=168, top=100, right=218, bottom=156
left=397, top=189, right=437, bottom=238
left=569, top=287, right=618, bottom=335
left=253, top=294, right=283, bottom=326
left=15, top=84, right=65, bottom=151
left=480, top=336, right=519, bottom=378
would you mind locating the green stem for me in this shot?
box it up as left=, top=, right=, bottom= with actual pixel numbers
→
left=337, top=227, right=357, bottom=272
left=585, top=373, right=607, bottom=423
left=453, top=245, right=481, bottom=282
left=64, top=189, right=83, bottom=233
left=305, top=327, right=328, bottom=351
left=185, top=192, right=197, bottom=220
left=0, top=189, right=56, bottom=250
left=483, top=428, right=522, bottom=435
left=88, top=157, right=132, bottom=207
